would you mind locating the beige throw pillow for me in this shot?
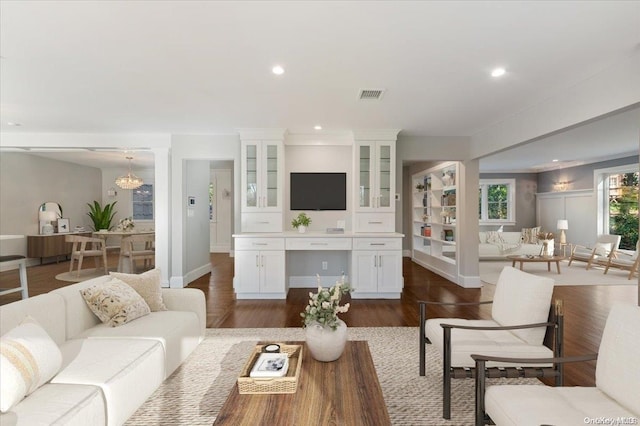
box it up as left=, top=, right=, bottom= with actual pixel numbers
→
left=0, top=317, right=63, bottom=412
left=521, top=226, right=541, bottom=244
left=486, top=231, right=504, bottom=244
left=110, top=269, right=167, bottom=311
left=80, top=278, right=151, bottom=327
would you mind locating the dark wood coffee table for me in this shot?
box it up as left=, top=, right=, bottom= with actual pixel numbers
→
left=507, top=254, right=565, bottom=274
left=213, top=340, right=390, bottom=425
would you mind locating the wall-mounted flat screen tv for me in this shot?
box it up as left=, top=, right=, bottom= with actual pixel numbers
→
left=290, top=173, right=347, bottom=211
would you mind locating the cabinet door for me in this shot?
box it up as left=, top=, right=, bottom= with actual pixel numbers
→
left=352, top=251, right=378, bottom=292
left=259, top=251, right=286, bottom=293
left=356, top=143, right=374, bottom=210
left=375, top=142, right=395, bottom=212
left=235, top=250, right=261, bottom=293
left=261, top=142, right=282, bottom=211
left=241, top=142, right=260, bottom=211
left=377, top=251, right=402, bottom=292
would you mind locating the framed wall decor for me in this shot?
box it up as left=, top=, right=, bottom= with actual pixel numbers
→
left=56, top=218, right=70, bottom=233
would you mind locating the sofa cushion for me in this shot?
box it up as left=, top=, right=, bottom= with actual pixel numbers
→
left=594, top=242, right=612, bottom=257
left=492, top=266, right=554, bottom=345
left=486, top=231, right=504, bottom=244
left=80, top=278, right=151, bottom=327
left=0, top=383, right=106, bottom=426
left=53, top=338, right=164, bottom=426
left=485, top=385, right=637, bottom=426
left=520, top=227, right=541, bottom=244
left=78, top=310, right=201, bottom=378
left=110, top=269, right=167, bottom=312
left=596, top=303, right=640, bottom=415
left=0, top=317, right=63, bottom=412
left=425, top=318, right=552, bottom=368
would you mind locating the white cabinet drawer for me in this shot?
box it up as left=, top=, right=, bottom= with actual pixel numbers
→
left=285, top=238, right=352, bottom=251
left=354, top=213, right=395, bottom=232
left=241, top=213, right=283, bottom=233
left=353, top=238, right=402, bottom=250
left=235, top=238, right=285, bottom=251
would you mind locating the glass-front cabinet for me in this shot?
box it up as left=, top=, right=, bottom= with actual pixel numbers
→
left=355, top=141, right=395, bottom=213
left=241, top=140, right=283, bottom=212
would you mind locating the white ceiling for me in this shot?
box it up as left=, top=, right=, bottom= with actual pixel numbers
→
left=1, top=1, right=639, bottom=170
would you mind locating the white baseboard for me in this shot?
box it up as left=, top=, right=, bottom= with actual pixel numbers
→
left=458, top=274, right=483, bottom=288
left=209, top=245, right=230, bottom=253
left=402, top=249, right=412, bottom=257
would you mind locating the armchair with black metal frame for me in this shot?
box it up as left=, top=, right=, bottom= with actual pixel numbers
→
left=418, top=266, right=564, bottom=420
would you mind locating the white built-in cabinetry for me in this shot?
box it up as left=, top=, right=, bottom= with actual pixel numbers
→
left=411, top=162, right=460, bottom=283
left=353, top=133, right=397, bottom=232
left=351, top=237, right=403, bottom=298
left=234, top=237, right=286, bottom=299
left=240, top=132, right=285, bottom=232
left=233, top=129, right=403, bottom=299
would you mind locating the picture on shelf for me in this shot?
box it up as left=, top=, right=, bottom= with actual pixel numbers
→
left=56, top=218, right=70, bottom=233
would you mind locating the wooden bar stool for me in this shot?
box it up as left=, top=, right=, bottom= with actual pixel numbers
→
left=0, top=255, right=29, bottom=299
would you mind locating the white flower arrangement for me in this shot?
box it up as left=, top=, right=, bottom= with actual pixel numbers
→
left=301, top=275, right=351, bottom=330
left=117, top=217, right=135, bottom=231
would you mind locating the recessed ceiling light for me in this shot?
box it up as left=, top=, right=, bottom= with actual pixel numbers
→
left=7, top=122, right=21, bottom=126
left=552, top=159, right=559, bottom=162
left=272, top=65, right=284, bottom=75
left=314, top=125, right=322, bottom=130
left=491, top=67, right=506, bottom=77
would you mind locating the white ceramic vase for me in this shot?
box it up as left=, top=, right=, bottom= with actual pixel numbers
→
left=298, top=225, right=307, bottom=234
left=305, top=319, right=348, bottom=362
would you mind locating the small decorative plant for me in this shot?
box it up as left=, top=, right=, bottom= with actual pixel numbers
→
left=415, top=183, right=425, bottom=191
left=538, top=232, right=554, bottom=240
left=291, top=212, right=312, bottom=229
left=117, top=216, right=135, bottom=231
left=301, top=275, right=351, bottom=330
left=86, top=201, right=117, bottom=231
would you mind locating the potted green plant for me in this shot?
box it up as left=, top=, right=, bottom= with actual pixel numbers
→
left=291, top=212, right=312, bottom=233
left=87, top=201, right=118, bottom=231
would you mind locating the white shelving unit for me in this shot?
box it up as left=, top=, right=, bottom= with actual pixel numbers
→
left=411, top=162, right=460, bottom=283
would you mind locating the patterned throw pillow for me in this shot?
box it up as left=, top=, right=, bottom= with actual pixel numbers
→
left=486, top=231, right=505, bottom=244
left=0, top=317, right=63, bottom=412
left=110, top=269, right=167, bottom=312
left=80, top=278, right=151, bottom=327
left=521, top=227, right=542, bottom=244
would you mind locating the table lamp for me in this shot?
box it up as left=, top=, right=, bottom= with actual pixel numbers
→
left=557, top=219, right=568, bottom=245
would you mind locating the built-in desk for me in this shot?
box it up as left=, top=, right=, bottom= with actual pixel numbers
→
left=27, top=232, right=92, bottom=264
left=232, top=232, right=404, bottom=299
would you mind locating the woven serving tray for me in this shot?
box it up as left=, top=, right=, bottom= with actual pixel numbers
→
left=237, top=344, right=303, bottom=394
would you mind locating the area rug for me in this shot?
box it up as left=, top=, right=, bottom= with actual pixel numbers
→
left=125, top=327, right=540, bottom=426
left=480, top=260, right=636, bottom=286
left=55, top=268, right=108, bottom=282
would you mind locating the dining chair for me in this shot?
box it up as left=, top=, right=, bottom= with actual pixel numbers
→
left=119, top=234, right=155, bottom=273
left=66, top=235, right=108, bottom=277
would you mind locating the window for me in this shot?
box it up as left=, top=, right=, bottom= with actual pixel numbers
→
left=132, top=184, right=154, bottom=220
left=597, top=167, right=638, bottom=250
left=479, top=179, right=516, bottom=225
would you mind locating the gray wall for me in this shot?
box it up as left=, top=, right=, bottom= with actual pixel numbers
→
left=184, top=160, right=211, bottom=279
left=538, top=155, right=638, bottom=193
left=479, top=172, right=538, bottom=232
left=0, top=152, right=102, bottom=237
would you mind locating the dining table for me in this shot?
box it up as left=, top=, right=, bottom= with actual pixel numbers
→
left=92, top=230, right=155, bottom=273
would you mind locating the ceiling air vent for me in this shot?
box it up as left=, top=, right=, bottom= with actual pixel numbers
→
left=358, top=88, right=385, bottom=100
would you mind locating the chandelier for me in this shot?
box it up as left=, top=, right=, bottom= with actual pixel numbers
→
left=115, top=156, right=144, bottom=190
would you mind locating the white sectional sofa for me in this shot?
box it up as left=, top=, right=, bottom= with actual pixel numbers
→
left=479, top=231, right=544, bottom=259
left=0, top=274, right=205, bottom=426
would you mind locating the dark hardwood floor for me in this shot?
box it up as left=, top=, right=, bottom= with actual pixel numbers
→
left=1, top=253, right=637, bottom=387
